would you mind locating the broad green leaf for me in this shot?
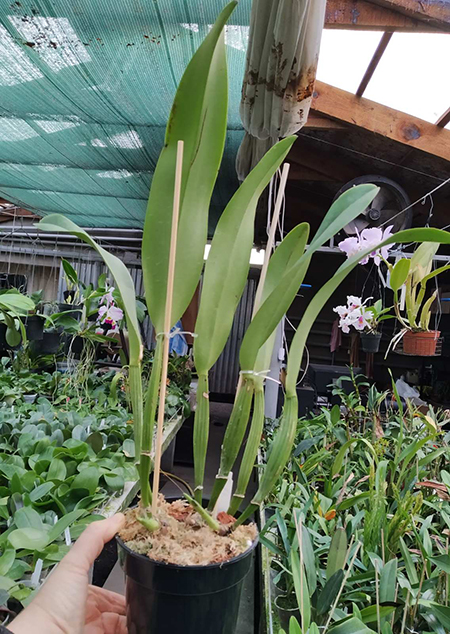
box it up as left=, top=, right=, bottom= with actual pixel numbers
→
left=0, top=548, right=15, bottom=576
left=122, top=439, right=135, bottom=458
left=0, top=292, right=35, bottom=314
left=61, top=258, right=78, bottom=285
left=8, top=528, right=49, bottom=551
left=399, top=537, right=419, bottom=585
left=285, top=227, right=450, bottom=394
left=429, top=554, right=450, bottom=574
left=389, top=258, right=410, bottom=292
left=317, top=569, right=344, bottom=615
left=71, top=467, right=99, bottom=495
left=142, top=3, right=236, bottom=332
left=47, top=509, right=85, bottom=543
left=240, top=184, right=378, bottom=371
left=86, top=432, right=103, bottom=454
left=29, top=482, right=54, bottom=502
left=47, top=459, right=67, bottom=482
left=332, top=438, right=376, bottom=478
left=36, top=215, right=141, bottom=364
left=359, top=605, right=396, bottom=623
left=104, top=472, right=125, bottom=491
left=5, top=326, right=21, bottom=347
left=301, top=525, right=317, bottom=596
left=291, top=548, right=311, bottom=632
left=253, top=223, right=310, bottom=378
left=428, top=603, right=450, bottom=630
left=328, top=617, right=373, bottom=634
left=327, top=528, right=347, bottom=580
left=380, top=558, right=397, bottom=604
left=14, top=506, right=44, bottom=530
left=194, top=136, right=296, bottom=373
left=289, top=617, right=302, bottom=634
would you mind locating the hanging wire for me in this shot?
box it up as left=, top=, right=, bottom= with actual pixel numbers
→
left=297, top=132, right=449, bottom=183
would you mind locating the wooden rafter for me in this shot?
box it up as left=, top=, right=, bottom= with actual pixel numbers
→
left=368, top=0, right=450, bottom=30
left=436, top=107, right=450, bottom=128
left=356, top=32, right=393, bottom=96
left=325, top=0, right=445, bottom=31
left=312, top=81, right=450, bottom=163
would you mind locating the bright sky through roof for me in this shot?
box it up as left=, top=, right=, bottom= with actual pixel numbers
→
left=317, top=30, right=450, bottom=126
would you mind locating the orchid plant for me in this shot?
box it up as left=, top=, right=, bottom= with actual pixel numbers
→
left=338, top=225, right=394, bottom=265
left=35, top=3, right=450, bottom=537
left=95, top=286, right=124, bottom=336
left=334, top=296, right=391, bottom=335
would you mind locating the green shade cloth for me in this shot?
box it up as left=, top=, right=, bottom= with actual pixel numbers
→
left=0, top=0, right=251, bottom=228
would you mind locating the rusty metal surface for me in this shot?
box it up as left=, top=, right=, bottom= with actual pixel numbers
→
left=368, top=0, right=450, bottom=30
left=325, top=0, right=440, bottom=30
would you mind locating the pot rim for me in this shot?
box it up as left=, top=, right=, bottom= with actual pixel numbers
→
left=404, top=330, right=440, bottom=338
left=116, top=529, right=259, bottom=572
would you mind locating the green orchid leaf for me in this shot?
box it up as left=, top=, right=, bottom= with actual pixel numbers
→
left=317, top=569, right=344, bottom=615
left=326, top=528, right=348, bottom=580
left=47, top=509, right=85, bottom=543
left=0, top=548, right=15, bottom=577
left=71, top=467, right=99, bottom=495
left=14, top=506, right=44, bottom=530
left=142, top=2, right=236, bottom=332
left=194, top=136, right=296, bottom=374
left=240, top=184, right=379, bottom=371
left=8, top=528, right=49, bottom=551
left=389, top=258, right=410, bottom=292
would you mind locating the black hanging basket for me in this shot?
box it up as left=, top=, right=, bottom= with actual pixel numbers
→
left=360, top=332, right=382, bottom=353
left=25, top=315, right=45, bottom=341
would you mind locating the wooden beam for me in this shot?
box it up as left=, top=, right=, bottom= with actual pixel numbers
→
left=304, top=112, right=348, bottom=130
left=325, top=0, right=441, bottom=31
left=436, top=107, right=450, bottom=128
left=368, top=0, right=450, bottom=30
left=312, top=80, right=450, bottom=163
left=356, top=32, right=393, bottom=96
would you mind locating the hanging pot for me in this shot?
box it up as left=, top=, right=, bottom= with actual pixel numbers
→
left=116, top=528, right=257, bottom=634
left=58, top=302, right=82, bottom=321
left=31, top=331, right=61, bottom=355
left=403, top=330, right=440, bottom=356
left=360, top=332, right=382, bottom=354
left=274, top=594, right=301, bottom=632
left=25, top=315, right=45, bottom=341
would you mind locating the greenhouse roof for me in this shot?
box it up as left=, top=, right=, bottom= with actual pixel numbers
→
left=0, top=0, right=449, bottom=229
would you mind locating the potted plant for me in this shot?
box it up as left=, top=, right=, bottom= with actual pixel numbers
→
left=388, top=243, right=450, bottom=356
left=333, top=296, right=391, bottom=353
left=0, top=290, right=35, bottom=350
left=59, top=259, right=83, bottom=318
left=36, top=4, right=450, bottom=632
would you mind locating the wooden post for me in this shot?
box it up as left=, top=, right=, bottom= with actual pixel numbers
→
left=151, top=140, right=184, bottom=517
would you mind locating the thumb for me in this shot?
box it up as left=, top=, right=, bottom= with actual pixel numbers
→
left=61, top=514, right=125, bottom=574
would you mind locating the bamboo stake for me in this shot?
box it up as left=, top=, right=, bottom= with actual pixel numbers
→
left=151, top=140, right=184, bottom=518
left=252, top=163, right=290, bottom=316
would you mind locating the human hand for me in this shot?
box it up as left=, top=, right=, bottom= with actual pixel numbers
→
left=9, top=514, right=127, bottom=634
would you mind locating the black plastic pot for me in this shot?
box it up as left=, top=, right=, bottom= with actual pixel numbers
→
left=58, top=302, right=82, bottom=321
left=275, top=594, right=301, bottom=632
left=117, top=531, right=258, bottom=634
left=25, top=315, right=44, bottom=341
left=31, top=331, right=61, bottom=355
left=360, top=332, right=382, bottom=353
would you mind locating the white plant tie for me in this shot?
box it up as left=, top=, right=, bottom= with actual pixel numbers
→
left=240, top=369, right=281, bottom=385
left=156, top=328, right=198, bottom=339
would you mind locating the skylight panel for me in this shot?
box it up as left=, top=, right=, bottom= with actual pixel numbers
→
left=316, top=30, right=383, bottom=94
left=363, top=33, right=450, bottom=123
